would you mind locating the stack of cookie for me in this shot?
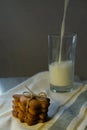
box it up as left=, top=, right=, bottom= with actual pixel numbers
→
left=12, top=93, right=50, bottom=125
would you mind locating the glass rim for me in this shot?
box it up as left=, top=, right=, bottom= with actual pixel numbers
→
left=48, top=33, right=77, bottom=38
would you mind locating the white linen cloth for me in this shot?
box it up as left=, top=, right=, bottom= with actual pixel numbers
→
left=0, top=71, right=87, bottom=130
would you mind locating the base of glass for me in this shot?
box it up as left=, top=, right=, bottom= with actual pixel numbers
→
left=50, top=84, right=73, bottom=93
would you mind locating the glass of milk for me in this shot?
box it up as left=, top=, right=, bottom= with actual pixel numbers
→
left=48, top=34, right=77, bottom=92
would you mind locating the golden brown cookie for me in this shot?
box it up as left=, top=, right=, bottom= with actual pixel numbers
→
left=29, top=99, right=41, bottom=109
left=18, top=110, right=25, bottom=122
left=39, top=113, right=47, bottom=120
left=26, top=118, right=38, bottom=126
left=41, top=108, right=48, bottom=113
left=17, top=102, right=26, bottom=111
left=27, top=112, right=39, bottom=120
left=12, top=105, right=19, bottom=112
left=12, top=100, right=19, bottom=107
left=40, top=99, right=50, bottom=109
left=12, top=110, right=18, bottom=118
left=29, top=107, right=41, bottom=115
left=12, top=92, right=50, bottom=126
left=38, top=119, right=45, bottom=123
left=13, top=94, right=21, bottom=101
left=20, top=95, right=28, bottom=105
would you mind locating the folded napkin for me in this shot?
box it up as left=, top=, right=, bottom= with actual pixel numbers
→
left=0, top=71, right=87, bottom=130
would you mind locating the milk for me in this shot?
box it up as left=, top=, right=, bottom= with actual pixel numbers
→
left=49, top=0, right=72, bottom=88
left=49, top=0, right=75, bottom=90
left=59, top=0, right=69, bottom=62
left=49, top=61, right=74, bottom=87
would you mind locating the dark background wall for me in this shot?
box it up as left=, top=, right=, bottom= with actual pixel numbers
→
left=0, top=0, right=87, bottom=79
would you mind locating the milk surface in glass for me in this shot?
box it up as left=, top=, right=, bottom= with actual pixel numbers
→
left=49, top=60, right=74, bottom=87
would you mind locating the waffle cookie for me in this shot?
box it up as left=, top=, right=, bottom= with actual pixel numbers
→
left=12, top=92, right=50, bottom=126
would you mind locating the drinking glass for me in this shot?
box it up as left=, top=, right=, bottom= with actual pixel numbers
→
left=48, top=34, right=77, bottom=92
